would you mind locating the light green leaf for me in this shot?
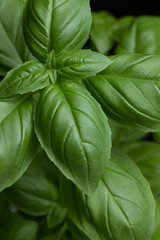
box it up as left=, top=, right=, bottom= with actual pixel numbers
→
left=115, top=16, right=160, bottom=54
left=85, top=53, right=160, bottom=132
left=113, top=15, right=135, bottom=41
left=23, top=0, right=92, bottom=62
left=47, top=203, right=67, bottom=228
left=0, top=212, right=38, bottom=240
left=3, top=172, right=58, bottom=216
left=90, top=11, right=117, bottom=54
left=60, top=149, right=155, bottom=240
left=0, top=61, right=54, bottom=98
left=0, top=95, right=37, bottom=192
left=0, top=0, right=35, bottom=76
left=47, top=50, right=112, bottom=81
left=35, top=82, right=111, bottom=195
left=122, top=141, right=160, bottom=196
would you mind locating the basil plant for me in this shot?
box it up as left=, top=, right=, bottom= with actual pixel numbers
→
left=0, top=0, right=159, bottom=239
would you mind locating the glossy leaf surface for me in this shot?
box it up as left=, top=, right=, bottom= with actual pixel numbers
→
left=0, top=61, right=52, bottom=98
left=60, top=149, right=155, bottom=240
left=85, top=53, right=160, bottom=131
left=47, top=50, right=112, bottom=81
left=3, top=172, right=59, bottom=216
left=0, top=95, right=37, bottom=191
left=23, top=0, right=92, bottom=62
left=0, top=0, right=34, bottom=76
left=35, top=82, right=111, bottom=195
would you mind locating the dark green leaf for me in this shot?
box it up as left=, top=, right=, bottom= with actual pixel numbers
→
left=0, top=61, right=53, bottom=98
left=47, top=50, right=112, bottom=81
left=60, top=149, right=155, bottom=240
left=28, top=150, right=60, bottom=184
left=68, top=218, right=90, bottom=240
left=35, top=82, right=111, bottom=195
left=153, top=131, right=160, bottom=143
left=0, top=95, right=37, bottom=192
left=85, top=53, right=160, bottom=132
left=90, top=11, right=117, bottom=54
left=110, top=121, right=148, bottom=147
left=0, top=0, right=35, bottom=76
left=4, top=172, right=58, bottom=216
left=47, top=203, right=67, bottom=228
left=122, top=141, right=160, bottom=196
left=115, top=16, right=160, bottom=54
left=0, top=212, right=38, bottom=240
left=23, top=0, right=92, bottom=62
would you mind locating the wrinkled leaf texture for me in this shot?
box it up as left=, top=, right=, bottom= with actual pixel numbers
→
left=35, top=82, right=111, bottom=195
left=0, top=95, right=37, bottom=191
left=85, top=53, right=160, bottom=132
left=0, top=0, right=34, bottom=76
left=23, top=0, right=92, bottom=62
left=60, top=149, right=155, bottom=240
left=0, top=61, right=52, bottom=98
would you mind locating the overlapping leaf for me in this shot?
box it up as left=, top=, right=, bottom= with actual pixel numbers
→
left=85, top=53, right=160, bottom=131
left=0, top=61, right=53, bottom=98
left=0, top=212, right=38, bottom=240
left=122, top=141, right=160, bottom=196
left=0, top=95, right=37, bottom=191
left=35, top=82, right=111, bottom=195
left=47, top=50, right=112, bottom=81
left=3, top=172, right=59, bottom=216
left=0, top=0, right=34, bottom=76
left=23, top=0, right=92, bottom=62
left=60, top=149, right=155, bottom=240
left=115, top=16, right=160, bottom=54
left=90, top=11, right=117, bottom=54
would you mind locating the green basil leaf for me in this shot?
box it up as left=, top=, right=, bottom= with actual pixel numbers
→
left=3, top=172, right=58, bottom=216
left=85, top=53, right=160, bottom=132
left=113, top=15, right=135, bottom=41
left=0, top=0, right=35, bottom=76
left=47, top=203, right=67, bottom=228
left=115, top=16, right=160, bottom=54
left=60, top=149, right=155, bottom=240
left=152, top=232, right=160, bottom=240
left=28, top=150, right=60, bottom=184
left=68, top=218, right=90, bottom=240
left=0, top=212, right=38, bottom=240
left=35, top=82, right=111, bottom=195
left=153, top=131, right=160, bottom=143
left=0, top=61, right=54, bottom=98
left=47, top=50, right=112, bottom=81
left=23, top=0, right=92, bottom=62
left=110, top=121, right=148, bottom=147
left=122, top=141, right=160, bottom=196
left=0, top=95, right=37, bottom=191
left=151, top=199, right=160, bottom=240
left=90, top=11, right=117, bottom=54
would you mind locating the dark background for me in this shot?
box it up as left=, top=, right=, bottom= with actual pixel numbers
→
left=90, top=1, right=160, bottom=18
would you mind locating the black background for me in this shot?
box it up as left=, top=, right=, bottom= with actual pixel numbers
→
left=90, top=1, right=160, bottom=18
